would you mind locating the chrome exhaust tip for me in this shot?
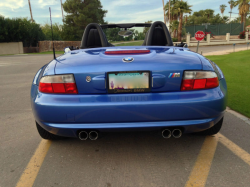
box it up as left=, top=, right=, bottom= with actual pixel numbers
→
left=89, top=131, right=98, bottom=140
left=172, top=129, right=182, bottom=138
left=79, top=131, right=88, bottom=140
left=162, top=129, right=172, bottom=138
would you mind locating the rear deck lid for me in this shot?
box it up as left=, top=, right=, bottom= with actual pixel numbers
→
left=55, top=47, right=202, bottom=93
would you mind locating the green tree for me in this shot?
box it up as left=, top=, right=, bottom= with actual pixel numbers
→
left=62, top=0, right=107, bottom=41
left=164, top=0, right=180, bottom=23
left=0, top=16, right=45, bottom=46
left=186, top=9, right=230, bottom=25
left=103, top=27, right=124, bottom=42
left=134, top=30, right=145, bottom=40
left=174, top=1, right=192, bottom=41
left=126, top=29, right=135, bottom=41
left=164, top=0, right=191, bottom=41
left=143, top=20, right=153, bottom=36
left=236, top=0, right=250, bottom=29
left=41, top=23, right=63, bottom=41
left=220, top=4, right=227, bottom=17
left=170, top=20, right=179, bottom=38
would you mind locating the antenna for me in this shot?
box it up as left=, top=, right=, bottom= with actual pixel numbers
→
left=49, top=7, right=56, bottom=60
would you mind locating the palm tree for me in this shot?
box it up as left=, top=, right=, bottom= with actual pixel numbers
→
left=174, top=1, right=192, bottom=41
left=162, top=0, right=167, bottom=24
left=220, top=4, right=227, bottom=17
left=236, top=0, right=250, bottom=29
left=164, top=0, right=180, bottom=23
left=228, top=0, right=236, bottom=21
left=164, top=0, right=180, bottom=36
left=170, top=20, right=179, bottom=38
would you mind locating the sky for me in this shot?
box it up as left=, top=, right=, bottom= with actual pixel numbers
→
left=0, top=0, right=240, bottom=25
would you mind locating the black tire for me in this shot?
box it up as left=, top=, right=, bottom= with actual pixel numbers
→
left=36, top=122, right=62, bottom=140
left=198, top=117, right=223, bottom=135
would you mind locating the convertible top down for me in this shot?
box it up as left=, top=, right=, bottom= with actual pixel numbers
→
left=31, top=21, right=227, bottom=140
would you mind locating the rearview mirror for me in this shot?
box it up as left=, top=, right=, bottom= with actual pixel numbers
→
left=118, top=30, right=133, bottom=37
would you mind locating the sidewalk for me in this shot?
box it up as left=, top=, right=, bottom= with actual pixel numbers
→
left=189, top=44, right=250, bottom=56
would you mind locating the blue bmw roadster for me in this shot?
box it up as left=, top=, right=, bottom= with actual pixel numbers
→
left=31, top=21, right=227, bottom=140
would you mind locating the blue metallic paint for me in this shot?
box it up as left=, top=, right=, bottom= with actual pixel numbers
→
left=36, top=117, right=222, bottom=138
left=54, top=47, right=203, bottom=94
left=31, top=46, right=227, bottom=138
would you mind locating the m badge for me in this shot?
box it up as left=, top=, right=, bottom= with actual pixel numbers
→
left=169, top=73, right=180, bottom=78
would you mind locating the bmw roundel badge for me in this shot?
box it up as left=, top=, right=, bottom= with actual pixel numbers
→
left=123, top=57, right=134, bottom=63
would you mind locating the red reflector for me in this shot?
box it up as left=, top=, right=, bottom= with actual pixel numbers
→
left=39, top=83, right=53, bottom=93
left=181, top=79, right=194, bottom=91
left=65, top=83, right=78, bottom=94
left=52, top=83, right=66, bottom=93
left=193, top=79, right=206, bottom=89
left=181, top=78, right=219, bottom=91
left=105, top=50, right=150, bottom=55
left=206, top=77, right=219, bottom=88
left=39, top=83, right=77, bottom=94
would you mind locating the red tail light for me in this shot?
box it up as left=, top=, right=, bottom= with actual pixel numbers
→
left=181, top=71, right=219, bottom=91
left=39, top=74, right=78, bottom=94
left=105, top=50, right=150, bottom=55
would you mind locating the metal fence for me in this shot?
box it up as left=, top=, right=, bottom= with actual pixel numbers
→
left=185, top=23, right=244, bottom=37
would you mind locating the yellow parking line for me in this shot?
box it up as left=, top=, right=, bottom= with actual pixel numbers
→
left=218, top=133, right=250, bottom=166
left=16, top=140, right=51, bottom=187
left=185, top=135, right=218, bottom=187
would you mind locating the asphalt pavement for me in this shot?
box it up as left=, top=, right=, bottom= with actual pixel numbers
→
left=0, top=53, right=250, bottom=187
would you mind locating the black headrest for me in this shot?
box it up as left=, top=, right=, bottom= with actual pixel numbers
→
left=86, top=29, right=102, bottom=48
left=152, top=27, right=167, bottom=46
left=143, top=21, right=173, bottom=46
left=80, top=23, right=109, bottom=49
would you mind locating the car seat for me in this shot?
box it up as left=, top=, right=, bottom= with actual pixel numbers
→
left=142, top=21, right=173, bottom=46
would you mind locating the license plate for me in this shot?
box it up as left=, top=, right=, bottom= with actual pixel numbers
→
left=107, top=71, right=151, bottom=94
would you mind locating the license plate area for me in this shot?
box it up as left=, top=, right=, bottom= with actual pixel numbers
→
left=107, top=71, right=151, bottom=94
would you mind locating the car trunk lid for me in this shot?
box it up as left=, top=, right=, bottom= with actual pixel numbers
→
left=55, top=47, right=202, bottom=94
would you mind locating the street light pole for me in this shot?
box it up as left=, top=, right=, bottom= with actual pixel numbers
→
left=60, top=0, right=64, bottom=20
left=28, top=0, right=34, bottom=22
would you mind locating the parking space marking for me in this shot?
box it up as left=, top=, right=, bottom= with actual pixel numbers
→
left=13, top=132, right=250, bottom=187
left=185, top=135, right=218, bottom=187
left=218, top=133, right=250, bottom=166
left=15, top=140, right=51, bottom=187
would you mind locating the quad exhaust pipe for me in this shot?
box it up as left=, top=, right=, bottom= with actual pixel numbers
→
left=162, top=129, right=172, bottom=138
left=172, top=129, right=182, bottom=138
left=162, top=128, right=182, bottom=139
left=80, top=129, right=181, bottom=140
left=79, top=131, right=88, bottom=140
left=89, top=131, right=98, bottom=140
left=78, top=131, right=99, bottom=140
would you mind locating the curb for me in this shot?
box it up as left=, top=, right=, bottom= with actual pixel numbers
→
left=226, top=107, right=250, bottom=126
left=203, top=48, right=249, bottom=56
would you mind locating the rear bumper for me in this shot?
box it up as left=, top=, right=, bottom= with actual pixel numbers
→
left=36, top=115, right=224, bottom=138
left=31, top=78, right=227, bottom=137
